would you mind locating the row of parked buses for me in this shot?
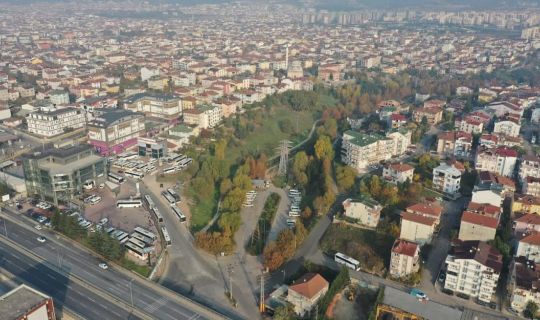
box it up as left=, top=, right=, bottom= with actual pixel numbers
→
left=162, top=153, right=193, bottom=175
left=142, top=194, right=172, bottom=246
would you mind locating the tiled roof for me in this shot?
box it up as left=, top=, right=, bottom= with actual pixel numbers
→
left=401, top=211, right=437, bottom=226
left=288, top=273, right=329, bottom=299
left=461, top=211, right=499, bottom=229
left=392, top=239, right=419, bottom=257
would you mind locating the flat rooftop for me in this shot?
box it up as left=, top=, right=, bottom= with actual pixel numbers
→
left=0, top=284, right=50, bottom=320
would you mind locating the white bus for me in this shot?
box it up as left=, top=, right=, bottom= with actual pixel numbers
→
left=167, top=188, right=181, bottom=203
left=108, top=173, right=125, bottom=184
left=144, top=195, right=156, bottom=209
left=334, top=252, right=360, bottom=271
left=116, top=199, right=143, bottom=208
left=161, top=191, right=176, bottom=205
left=161, top=226, right=171, bottom=246
left=171, top=205, right=186, bottom=223
left=178, top=158, right=192, bottom=168
left=152, top=207, right=164, bottom=223
left=134, top=226, right=157, bottom=241
left=163, top=166, right=178, bottom=175
left=124, top=171, right=144, bottom=180
left=168, top=153, right=183, bottom=163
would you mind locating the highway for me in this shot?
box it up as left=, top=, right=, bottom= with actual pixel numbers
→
left=0, top=239, right=138, bottom=320
left=0, top=208, right=229, bottom=320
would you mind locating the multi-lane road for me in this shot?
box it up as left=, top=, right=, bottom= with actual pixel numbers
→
left=0, top=208, right=229, bottom=320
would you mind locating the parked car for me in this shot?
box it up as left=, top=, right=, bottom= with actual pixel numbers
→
left=438, top=271, right=446, bottom=283
left=98, top=263, right=108, bottom=270
left=36, top=236, right=46, bottom=243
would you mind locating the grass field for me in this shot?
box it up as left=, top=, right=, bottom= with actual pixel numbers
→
left=320, top=223, right=395, bottom=275
left=188, top=187, right=219, bottom=232
left=225, top=106, right=317, bottom=163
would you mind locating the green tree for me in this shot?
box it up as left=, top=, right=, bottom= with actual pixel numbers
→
left=278, top=119, right=293, bottom=134
left=292, top=151, right=309, bottom=186
left=524, top=301, right=539, bottom=320
left=213, top=139, right=227, bottom=160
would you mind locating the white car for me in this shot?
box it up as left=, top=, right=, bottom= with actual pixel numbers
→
left=36, top=236, right=46, bottom=243
left=98, top=263, right=108, bottom=270
left=34, top=225, right=42, bottom=230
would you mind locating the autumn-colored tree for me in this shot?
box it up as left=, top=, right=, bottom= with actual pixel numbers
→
left=301, top=207, right=313, bottom=220
left=336, top=165, right=357, bottom=192
left=314, top=135, right=334, bottom=161
left=292, top=151, right=309, bottom=186
left=213, top=139, right=227, bottom=160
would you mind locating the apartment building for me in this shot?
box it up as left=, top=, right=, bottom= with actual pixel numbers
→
left=477, top=170, right=516, bottom=196
left=342, top=197, right=382, bottom=228
left=475, top=146, right=518, bottom=177
left=400, top=212, right=437, bottom=245
left=432, top=162, right=462, bottom=196
left=493, top=117, right=521, bottom=138
left=508, top=257, right=540, bottom=313
left=436, top=131, right=473, bottom=158
left=406, top=202, right=443, bottom=225
left=523, top=177, right=540, bottom=197
left=48, top=89, right=70, bottom=105
left=513, top=194, right=540, bottom=215
left=444, top=241, right=502, bottom=303
left=386, top=128, right=411, bottom=157
left=458, top=210, right=499, bottom=242
left=513, top=214, right=540, bottom=235
left=412, top=106, right=443, bottom=125
left=389, top=239, right=420, bottom=278
left=382, top=163, right=414, bottom=184
left=26, top=107, right=86, bottom=137
left=87, top=109, right=145, bottom=156
left=455, top=115, right=487, bottom=134
left=22, top=144, right=107, bottom=205
left=516, top=233, right=540, bottom=263
left=124, top=93, right=181, bottom=120
left=183, top=104, right=223, bottom=129
left=341, top=130, right=393, bottom=172
left=519, top=155, right=540, bottom=183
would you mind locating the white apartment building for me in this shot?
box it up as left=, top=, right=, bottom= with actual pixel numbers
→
left=382, top=163, right=414, bottom=184
left=341, top=131, right=393, bottom=172
left=516, top=232, right=540, bottom=263
left=183, top=105, right=223, bottom=129
left=26, top=107, right=86, bottom=137
left=386, top=128, right=412, bottom=157
left=493, top=118, right=521, bottom=138
left=48, top=89, right=70, bottom=105
left=124, top=93, right=182, bottom=120
left=389, top=239, right=420, bottom=279
left=444, top=241, right=502, bottom=303
left=519, top=155, right=540, bottom=182
left=523, top=177, right=540, bottom=197
left=508, top=257, right=540, bottom=313
left=432, top=163, right=462, bottom=196
left=475, top=147, right=518, bottom=177
left=342, top=197, right=382, bottom=228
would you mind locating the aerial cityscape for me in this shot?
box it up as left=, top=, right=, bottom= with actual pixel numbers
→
left=0, top=0, right=539, bottom=319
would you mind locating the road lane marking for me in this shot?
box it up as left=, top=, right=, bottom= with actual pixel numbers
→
left=46, top=273, right=57, bottom=280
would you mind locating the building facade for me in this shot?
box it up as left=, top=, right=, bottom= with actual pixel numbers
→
left=22, top=144, right=107, bottom=205
left=389, top=239, right=420, bottom=278
left=124, top=93, right=181, bottom=120
left=27, top=107, right=86, bottom=137
left=286, top=273, right=329, bottom=317
left=444, top=241, right=502, bottom=303
left=432, top=163, right=462, bottom=196
left=382, top=163, right=414, bottom=184
left=87, top=109, right=145, bottom=156
left=475, top=147, right=518, bottom=177
left=341, top=130, right=393, bottom=172
left=342, top=197, right=382, bottom=228
left=508, top=257, right=540, bottom=313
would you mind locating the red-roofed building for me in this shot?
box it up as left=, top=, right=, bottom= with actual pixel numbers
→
left=513, top=213, right=540, bottom=235
left=523, top=176, right=540, bottom=197
left=458, top=211, right=499, bottom=242
left=400, top=211, right=437, bottom=245
left=390, top=113, right=407, bottom=129
left=475, top=146, right=518, bottom=177
left=516, top=232, right=540, bottom=263
left=436, top=131, right=473, bottom=158
left=406, top=202, right=443, bottom=224
left=390, top=239, right=420, bottom=278
left=287, top=273, right=329, bottom=316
